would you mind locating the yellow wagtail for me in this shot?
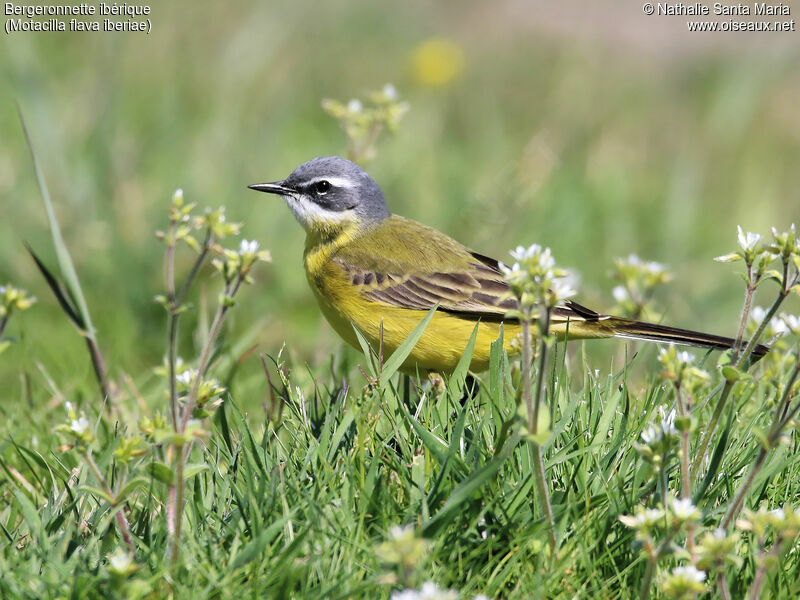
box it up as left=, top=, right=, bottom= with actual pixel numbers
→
left=249, top=156, right=768, bottom=374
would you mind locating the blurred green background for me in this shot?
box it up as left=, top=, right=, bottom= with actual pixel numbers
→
left=2, top=0, right=799, bottom=406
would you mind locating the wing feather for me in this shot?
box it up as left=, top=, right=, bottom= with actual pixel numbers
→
left=328, top=216, right=600, bottom=325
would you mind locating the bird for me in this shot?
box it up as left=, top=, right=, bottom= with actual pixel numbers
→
left=249, top=156, right=768, bottom=375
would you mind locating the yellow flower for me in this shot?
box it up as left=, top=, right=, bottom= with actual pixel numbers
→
left=410, top=38, right=464, bottom=87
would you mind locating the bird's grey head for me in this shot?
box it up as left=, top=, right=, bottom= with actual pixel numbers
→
left=248, top=156, right=390, bottom=232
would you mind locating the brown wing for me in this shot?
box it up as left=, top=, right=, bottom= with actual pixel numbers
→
left=330, top=216, right=602, bottom=325
left=335, top=250, right=516, bottom=321
left=336, top=249, right=601, bottom=326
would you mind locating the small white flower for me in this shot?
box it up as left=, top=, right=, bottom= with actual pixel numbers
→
left=672, top=497, right=699, bottom=520
left=499, top=261, right=524, bottom=284
left=70, top=416, right=89, bottom=435
left=641, top=407, right=677, bottom=445
left=640, top=426, right=661, bottom=445
left=737, top=225, right=761, bottom=252
left=65, top=401, right=74, bottom=413
left=781, top=313, right=800, bottom=335
left=388, top=524, right=413, bottom=540
left=660, top=406, right=677, bottom=432
left=239, top=239, right=259, bottom=255
left=176, top=369, right=195, bottom=385
left=347, top=99, right=363, bottom=113
left=509, top=243, right=555, bottom=270
left=172, top=188, right=184, bottom=202
left=612, top=286, right=629, bottom=303
left=0, top=285, right=6, bottom=295
left=671, top=565, right=706, bottom=583
left=383, top=83, right=398, bottom=100
left=550, top=279, right=576, bottom=301
left=626, top=254, right=642, bottom=266
left=773, top=318, right=789, bottom=336
left=539, top=247, right=555, bottom=270
left=637, top=508, right=665, bottom=528
left=676, top=350, right=695, bottom=365
left=771, top=223, right=797, bottom=240
left=751, top=306, right=788, bottom=336
left=108, top=548, right=133, bottom=573
left=510, top=244, right=536, bottom=262
left=645, top=261, right=667, bottom=275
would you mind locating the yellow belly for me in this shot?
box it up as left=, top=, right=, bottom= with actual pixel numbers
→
left=314, top=285, right=521, bottom=374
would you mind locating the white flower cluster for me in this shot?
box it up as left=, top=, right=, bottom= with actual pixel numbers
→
left=658, top=346, right=695, bottom=366
left=737, top=225, right=761, bottom=252
left=640, top=407, right=678, bottom=445
left=750, top=306, right=800, bottom=337
left=623, top=507, right=665, bottom=529
left=239, top=239, right=260, bottom=256
left=500, top=243, right=576, bottom=309
left=671, top=497, right=700, bottom=522
left=176, top=368, right=196, bottom=386
left=620, top=253, right=668, bottom=276
left=670, top=565, right=706, bottom=583
left=70, top=416, right=90, bottom=435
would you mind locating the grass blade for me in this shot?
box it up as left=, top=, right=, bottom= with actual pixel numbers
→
left=380, top=304, right=438, bottom=386
left=17, top=105, right=95, bottom=338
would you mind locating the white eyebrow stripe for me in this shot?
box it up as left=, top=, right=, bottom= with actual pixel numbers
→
left=306, top=176, right=357, bottom=189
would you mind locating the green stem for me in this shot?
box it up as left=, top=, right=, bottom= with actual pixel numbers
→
left=531, top=308, right=551, bottom=433
left=674, top=385, right=692, bottom=500
left=169, top=444, right=187, bottom=565
left=722, top=447, right=767, bottom=529
left=639, top=557, right=656, bottom=600
left=691, top=380, right=732, bottom=480
left=84, top=451, right=136, bottom=557
left=693, top=268, right=795, bottom=480
left=179, top=276, right=241, bottom=432
left=167, top=313, right=179, bottom=429
left=721, top=351, right=800, bottom=529
left=169, top=275, right=243, bottom=565
left=739, top=285, right=789, bottom=365
left=731, top=265, right=756, bottom=362
left=717, top=572, right=732, bottom=600
left=520, top=317, right=533, bottom=431
left=748, top=542, right=783, bottom=600
left=531, top=442, right=557, bottom=551
left=166, top=230, right=213, bottom=430
left=165, top=226, right=179, bottom=429
left=770, top=352, right=800, bottom=438
left=527, top=306, right=556, bottom=552
left=639, top=532, right=677, bottom=600
left=174, top=231, right=212, bottom=306
left=85, top=334, right=112, bottom=402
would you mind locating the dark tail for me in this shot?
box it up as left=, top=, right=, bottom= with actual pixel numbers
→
left=607, top=317, right=770, bottom=360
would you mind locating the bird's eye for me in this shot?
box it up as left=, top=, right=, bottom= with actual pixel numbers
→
left=314, top=180, right=331, bottom=195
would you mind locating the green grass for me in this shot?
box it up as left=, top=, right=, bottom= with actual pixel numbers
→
left=2, top=326, right=800, bottom=598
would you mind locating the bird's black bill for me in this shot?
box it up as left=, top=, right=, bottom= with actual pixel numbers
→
left=248, top=181, right=293, bottom=195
